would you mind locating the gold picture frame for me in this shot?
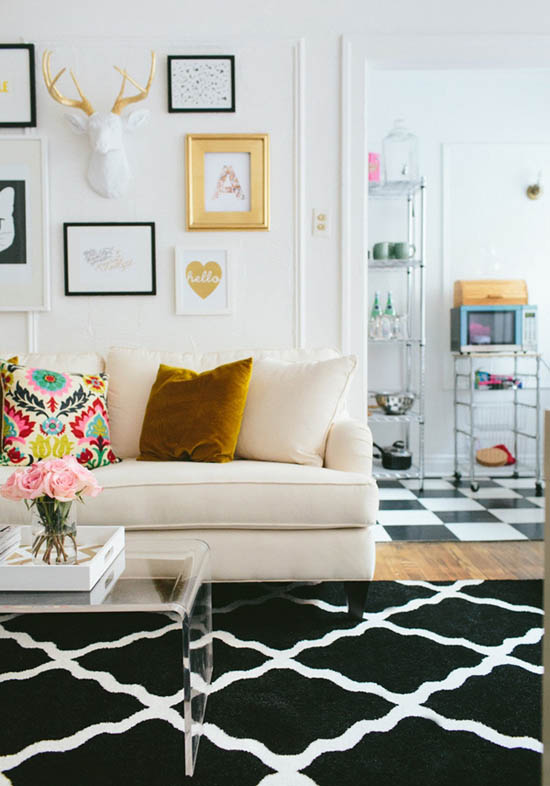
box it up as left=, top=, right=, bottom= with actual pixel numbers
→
left=186, top=133, right=270, bottom=230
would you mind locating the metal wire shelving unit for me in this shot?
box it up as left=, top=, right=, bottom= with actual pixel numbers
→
left=452, top=351, right=542, bottom=495
left=367, top=178, right=426, bottom=490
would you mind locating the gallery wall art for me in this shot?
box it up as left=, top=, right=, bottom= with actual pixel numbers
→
left=175, top=248, right=231, bottom=315
left=168, top=55, right=235, bottom=112
left=0, top=137, right=49, bottom=311
left=64, top=222, right=156, bottom=296
left=0, top=44, right=36, bottom=127
left=186, top=134, right=270, bottom=230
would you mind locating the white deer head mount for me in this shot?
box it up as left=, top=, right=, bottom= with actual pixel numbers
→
left=42, top=50, right=156, bottom=199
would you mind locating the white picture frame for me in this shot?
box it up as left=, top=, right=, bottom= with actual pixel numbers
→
left=175, top=248, right=231, bottom=315
left=0, top=136, right=49, bottom=311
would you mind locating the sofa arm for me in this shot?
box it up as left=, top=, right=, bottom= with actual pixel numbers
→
left=324, top=417, right=374, bottom=475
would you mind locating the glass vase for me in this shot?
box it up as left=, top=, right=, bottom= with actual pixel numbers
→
left=31, top=499, right=78, bottom=565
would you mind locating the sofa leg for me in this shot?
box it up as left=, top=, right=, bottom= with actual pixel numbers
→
left=344, top=581, right=370, bottom=619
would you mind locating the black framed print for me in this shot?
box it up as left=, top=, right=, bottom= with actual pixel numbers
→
left=0, top=44, right=36, bottom=127
left=167, top=55, right=235, bottom=113
left=63, top=222, right=156, bottom=296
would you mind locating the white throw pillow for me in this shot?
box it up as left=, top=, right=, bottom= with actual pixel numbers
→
left=236, top=355, right=357, bottom=467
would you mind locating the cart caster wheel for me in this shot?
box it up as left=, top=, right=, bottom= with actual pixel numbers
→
left=453, top=472, right=462, bottom=485
left=535, top=483, right=543, bottom=498
left=470, top=482, right=479, bottom=492
left=512, top=471, right=519, bottom=479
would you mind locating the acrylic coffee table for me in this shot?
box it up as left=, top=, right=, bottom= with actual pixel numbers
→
left=0, top=539, right=212, bottom=777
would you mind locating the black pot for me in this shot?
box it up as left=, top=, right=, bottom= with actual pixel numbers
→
left=373, top=440, right=412, bottom=470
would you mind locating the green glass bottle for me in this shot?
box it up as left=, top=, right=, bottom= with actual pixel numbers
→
left=370, top=291, right=382, bottom=319
left=384, top=291, right=396, bottom=316
left=369, top=291, right=382, bottom=339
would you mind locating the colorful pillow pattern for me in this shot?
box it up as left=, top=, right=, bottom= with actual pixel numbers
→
left=0, top=360, right=118, bottom=469
left=0, top=356, right=18, bottom=453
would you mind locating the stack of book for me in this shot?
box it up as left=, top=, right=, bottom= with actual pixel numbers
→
left=0, top=526, right=21, bottom=562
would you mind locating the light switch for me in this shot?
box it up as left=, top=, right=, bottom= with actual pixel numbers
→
left=312, top=208, right=330, bottom=238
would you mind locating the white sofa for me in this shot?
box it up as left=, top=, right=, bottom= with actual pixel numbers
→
left=0, top=347, right=379, bottom=598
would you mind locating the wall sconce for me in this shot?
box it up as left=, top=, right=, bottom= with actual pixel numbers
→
left=526, top=171, right=543, bottom=200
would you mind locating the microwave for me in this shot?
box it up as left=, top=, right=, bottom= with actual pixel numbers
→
left=450, top=305, right=538, bottom=353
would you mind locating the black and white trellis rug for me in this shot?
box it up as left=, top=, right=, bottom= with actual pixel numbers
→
left=0, top=580, right=543, bottom=786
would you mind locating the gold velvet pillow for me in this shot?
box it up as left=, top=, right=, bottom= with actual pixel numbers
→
left=137, top=357, right=253, bottom=463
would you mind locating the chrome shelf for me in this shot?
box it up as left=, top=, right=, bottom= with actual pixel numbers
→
left=368, top=179, right=424, bottom=199
left=454, top=460, right=541, bottom=480
left=369, top=338, right=422, bottom=345
left=373, top=464, right=422, bottom=481
left=368, top=258, right=422, bottom=270
left=452, top=351, right=540, bottom=359
left=369, top=411, right=422, bottom=424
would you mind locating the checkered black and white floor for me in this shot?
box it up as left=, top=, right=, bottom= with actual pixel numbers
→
left=374, top=477, right=545, bottom=542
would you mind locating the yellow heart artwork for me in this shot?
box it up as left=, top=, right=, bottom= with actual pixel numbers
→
left=186, top=261, right=223, bottom=300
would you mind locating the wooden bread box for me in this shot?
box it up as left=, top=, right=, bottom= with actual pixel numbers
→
left=453, top=279, right=528, bottom=307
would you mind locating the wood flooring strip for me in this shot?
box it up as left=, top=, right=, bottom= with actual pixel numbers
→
left=373, top=541, right=544, bottom=581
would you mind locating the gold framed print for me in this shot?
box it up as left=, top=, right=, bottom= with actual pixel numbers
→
left=186, top=133, right=269, bottom=230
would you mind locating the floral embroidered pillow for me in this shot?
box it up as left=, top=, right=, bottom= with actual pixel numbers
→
left=0, top=361, right=119, bottom=469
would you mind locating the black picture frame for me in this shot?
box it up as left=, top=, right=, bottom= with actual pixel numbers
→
left=167, top=55, right=235, bottom=113
left=63, top=222, right=156, bottom=296
left=0, top=44, right=36, bottom=128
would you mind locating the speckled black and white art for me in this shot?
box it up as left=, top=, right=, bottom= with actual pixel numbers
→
left=169, top=56, right=235, bottom=112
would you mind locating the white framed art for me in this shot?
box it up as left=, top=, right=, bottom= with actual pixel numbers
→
left=0, top=136, right=49, bottom=311
left=175, top=248, right=231, bottom=315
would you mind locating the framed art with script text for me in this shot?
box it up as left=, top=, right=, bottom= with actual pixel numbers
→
left=168, top=55, right=235, bottom=113
left=175, top=248, right=231, bottom=315
left=0, top=136, right=49, bottom=311
left=63, top=222, right=156, bottom=296
left=0, top=44, right=36, bottom=127
left=186, top=134, right=269, bottom=230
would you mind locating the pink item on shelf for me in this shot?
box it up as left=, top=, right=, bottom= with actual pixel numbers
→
left=368, top=152, right=380, bottom=182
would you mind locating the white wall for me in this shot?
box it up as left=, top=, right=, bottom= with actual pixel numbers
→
left=2, top=0, right=353, bottom=361
left=367, top=68, right=550, bottom=471
left=1, top=35, right=339, bottom=359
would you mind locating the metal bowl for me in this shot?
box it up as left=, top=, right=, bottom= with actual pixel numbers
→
left=375, top=391, right=416, bottom=415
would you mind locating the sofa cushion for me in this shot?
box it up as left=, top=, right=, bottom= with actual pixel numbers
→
left=0, top=459, right=378, bottom=529
left=236, top=355, right=356, bottom=467
left=106, top=346, right=340, bottom=459
left=0, top=353, right=104, bottom=375
left=138, top=358, right=253, bottom=463
left=0, top=360, right=118, bottom=469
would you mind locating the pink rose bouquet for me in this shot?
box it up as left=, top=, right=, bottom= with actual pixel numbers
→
left=0, top=456, right=102, bottom=564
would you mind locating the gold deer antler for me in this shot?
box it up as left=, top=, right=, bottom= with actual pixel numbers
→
left=111, top=51, right=156, bottom=115
left=42, top=50, right=95, bottom=116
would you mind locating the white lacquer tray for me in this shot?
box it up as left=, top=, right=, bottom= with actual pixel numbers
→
left=0, top=526, right=125, bottom=591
